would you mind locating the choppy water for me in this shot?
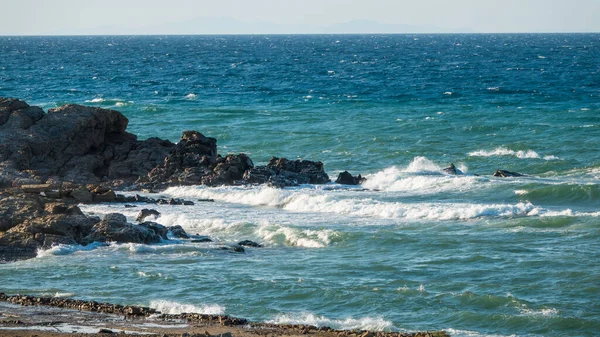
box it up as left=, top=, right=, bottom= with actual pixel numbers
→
left=1, top=34, right=600, bottom=337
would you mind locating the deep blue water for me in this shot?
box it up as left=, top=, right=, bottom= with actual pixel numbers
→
left=1, top=34, right=600, bottom=337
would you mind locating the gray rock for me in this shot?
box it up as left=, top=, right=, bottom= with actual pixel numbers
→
left=136, top=209, right=161, bottom=222
left=168, top=225, right=190, bottom=239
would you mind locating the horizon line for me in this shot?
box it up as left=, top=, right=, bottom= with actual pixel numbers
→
left=2, top=31, right=599, bottom=37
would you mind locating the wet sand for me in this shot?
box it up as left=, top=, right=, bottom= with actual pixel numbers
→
left=0, top=295, right=449, bottom=337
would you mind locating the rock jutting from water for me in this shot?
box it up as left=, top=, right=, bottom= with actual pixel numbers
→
left=0, top=98, right=332, bottom=190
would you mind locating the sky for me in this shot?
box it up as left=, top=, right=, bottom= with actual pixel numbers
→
left=1, top=0, right=599, bottom=35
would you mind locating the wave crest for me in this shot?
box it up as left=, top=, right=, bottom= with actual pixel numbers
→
left=469, top=147, right=559, bottom=160
left=268, top=312, right=396, bottom=331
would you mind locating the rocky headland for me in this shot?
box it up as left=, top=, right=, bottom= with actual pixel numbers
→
left=0, top=97, right=358, bottom=262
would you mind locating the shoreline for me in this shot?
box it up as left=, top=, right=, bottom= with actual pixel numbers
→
left=0, top=293, right=449, bottom=337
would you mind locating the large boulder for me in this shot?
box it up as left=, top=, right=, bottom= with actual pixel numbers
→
left=0, top=196, right=102, bottom=262
left=267, top=157, right=330, bottom=185
left=335, top=171, right=365, bottom=185
left=82, top=213, right=162, bottom=245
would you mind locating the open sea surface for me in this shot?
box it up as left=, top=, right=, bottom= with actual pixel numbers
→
left=1, top=34, right=599, bottom=337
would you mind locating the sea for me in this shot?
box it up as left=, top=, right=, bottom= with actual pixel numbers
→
left=0, top=34, right=599, bottom=337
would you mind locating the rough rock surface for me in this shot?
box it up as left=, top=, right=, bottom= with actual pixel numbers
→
left=0, top=98, right=175, bottom=187
left=81, top=213, right=163, bottom=245
left=335, top=171, right=365, bottom=185
left=0, top=192, right=101, bottom=261
left=0, top=98, right=336, bottom=262
left=242, top=157, right=330, bottom=187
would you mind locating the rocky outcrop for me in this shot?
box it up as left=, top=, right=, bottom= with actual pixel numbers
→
left=81, top=213, right=164, bottom=245
left=242, top=157, right=330, bottom=187
left=1, top=98, right=334, bottom=190
left=0, top=193, right=101, bottom=261
left=0, top=98, right=175, bottom=187
left=493, top=169, right=525, bottom=177
left=335, top=171, right=365, bottom=185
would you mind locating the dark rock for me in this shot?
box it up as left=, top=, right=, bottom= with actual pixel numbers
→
left=443, top=163, right=462, bottom=175
left=70, top=186, right=93, bottom=204
left=136, top=209, right=161, bottom=222
left=493, top=169, right=525, bottom=177
left=139, top=221, right=169, bottom=240
left=93, top=189, right=117, bottom=203
left=220, top=245, right=245, bottom=253
left=267, top=157, right=330, bottom=185
left=0, top=98, right=177, bottom=188
left=335, top=171, right=365, bottom=185
left=98, top=328, right=115, bottom=334
left=167, top=225, right=189, bottom=239
left=242, top=166, right=276, bottom=185
left=198, top=198, right=215, bottom=202
left=203, top=153, right=254, bottom=186
left=238, top=240, right=263, bottom=248
left=148, top=131, right=217, bottom=187
left=82, top=213, right=161, bottom=245
left=191, top=237, right=212, bottom=243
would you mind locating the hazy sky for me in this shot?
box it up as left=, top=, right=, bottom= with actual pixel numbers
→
left=2, top=0, right=599, bottom=35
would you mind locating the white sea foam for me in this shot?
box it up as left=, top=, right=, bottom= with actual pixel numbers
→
left=445, top=328, right=517, bottom=337
left=162, top=186, right=544, bottom=221
left=268, top=313, right=396, bottom=331
left=362, top=166, right=477, bottom=194
left=149, top=300, right=225, bottom=315
left=185, top=93, right=198, bottom=100
left=36, top=242, right=106, bottom=258
left=86, top=97, right=105, bottom=103
left=469, top=147, right=559, bottom=160
left=520, top=307, right=559, bottom=317
left=157, top=213, right=335, bottom=248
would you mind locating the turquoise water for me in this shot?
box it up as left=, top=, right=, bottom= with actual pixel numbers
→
left=1, top=34, right=600, bottom=337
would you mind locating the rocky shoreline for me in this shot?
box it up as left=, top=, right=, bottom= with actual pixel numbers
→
left=0, top=97, right=526, bottom=262
left=0, top=97, right=368, bottom=262
left=0, top=293, right=449, bottom=337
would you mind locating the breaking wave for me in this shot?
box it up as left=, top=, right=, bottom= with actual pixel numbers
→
left=469, top=147, right=559, bottom=160
left=268, top=312, right=396, bottom=331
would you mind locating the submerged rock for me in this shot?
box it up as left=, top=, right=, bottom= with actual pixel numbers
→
left=238, top=240, right=263, bottom=248
left=493, top=169, right=524, bottom=177
left=335, top=171, right=365, bottom=185
left=443, top=163, right=463, bottom=175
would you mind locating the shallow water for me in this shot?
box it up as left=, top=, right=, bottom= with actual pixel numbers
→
left=1, top=34, right=599, bottom=337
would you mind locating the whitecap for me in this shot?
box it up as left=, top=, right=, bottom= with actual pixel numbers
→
left=185, top=93, right=198, bottom=100
left=162, top=185, right=543, bottom=221
left=268, top=312, right=396, bottom=331
left=469, top=147, right=559, bottom=160
left=36, top=242, right=106, bottom=258
left=86, top=97, right=105, bottom=103
left=149, top=300, right=225, bottom=315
